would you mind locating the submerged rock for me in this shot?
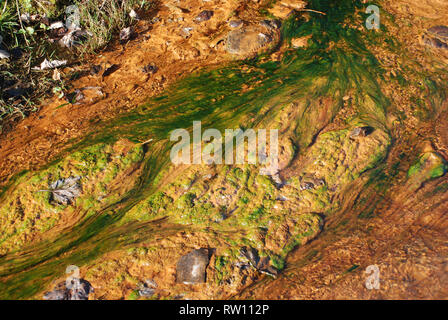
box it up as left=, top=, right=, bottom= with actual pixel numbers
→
left=259, top=19, right=281, bottom=30
left=194, top=10, right=214, bottom=23
left=90, top=64, right=102, bottom=75
left=141, top=63, right=158, bottom=74
left=226, top=26, right=276, bottom=56
left=239, top=247, right=278, bottom=277
left=176, top=248, right=210, bottom=284
left=349, top=126, right=373, bottom=139
left=423, top=26, right=448, bottom=49
left=137, top=279, right=157, bottom=297
left=43, top=279, right=94, bottom=300
left=229, top=20, right=243, bottom=28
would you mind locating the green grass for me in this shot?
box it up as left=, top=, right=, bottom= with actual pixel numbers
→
left=0, top=0, right=155, bottom=132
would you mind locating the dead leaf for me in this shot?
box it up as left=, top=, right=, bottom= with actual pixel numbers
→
left=39, top=176, right=82, bottom=205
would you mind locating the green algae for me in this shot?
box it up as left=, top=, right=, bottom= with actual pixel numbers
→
left=408, top=152, right=448, bottom=179
left=0, top=0, right=446, bottom=299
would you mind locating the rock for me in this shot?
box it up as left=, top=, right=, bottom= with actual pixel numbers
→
left=239, top=247, right=260, bottom=267
left=120, top=27, right=133, bottom=43
left=0, top=49, right=10, bottom=59
left=407, top=152, right=448, bottom=190
left=69, top=279, right=94, bottom=300
left=300, top=181, right=315, bottom=190
left=43, top=288, right=67, bottom=300
left=20, top=13, right=31, bottom=23
left=37, top=59, right=67, bottom=70
left=141, top=63, right=158, bottom=74
left=49, top=26, right=68, bottom=40
left=137, top=279, right=157, bottom=297
left=226, top=26, right=276, bottom=56
left=59, top=29, right=89, bottom=48
left=129, top=9, right=139, bottom=20
left=299, top=176, right=325, bottom=191
left=194, top=10, right=214, bottom=23
left=176, top=248, right=210, bottom=284
left=43, top=279, right=93, bottom=300
left=428, top=25, right=448, bottom=39
left=49, top=21, right=65, bottom=30
left=229, top=20, right=243, bottom=28
left=52, top=69, right=61, bottom=81
left=180, top=27, right=193, bottom=39
left=259, top=19, right=281, bottom=30
left=349, top=126, right=373, bottom=139
left=239, top=247, right=278, bottom=277
left=65, top=89, right=84, bottom=104
left=102, top=64, right=120, bottom=77
left=90, top=64, right=102, bottom=75
left=71, top=86, right=104, bottom=104
left=138, top=287, right=155, bottom=297
left=423, top=25, right=448, bottom=49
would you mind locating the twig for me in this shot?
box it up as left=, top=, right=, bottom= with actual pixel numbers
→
left=297, top=9, right=326, bottom=16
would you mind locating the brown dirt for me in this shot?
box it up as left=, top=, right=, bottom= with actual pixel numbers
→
left=0, top=0, right=272, bottom=186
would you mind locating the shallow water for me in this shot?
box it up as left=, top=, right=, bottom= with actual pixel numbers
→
left=0, top=0, right=446, bottom=299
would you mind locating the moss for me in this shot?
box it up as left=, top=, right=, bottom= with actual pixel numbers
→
left=270, top=254, right=285, bottom=271
left=408, top=152, right=447, bottom=180
left=214, top=256, right=229, bottom=284
left=127, top=290, right=140, bottom=300
left=176, top=192, right=196, bottom=210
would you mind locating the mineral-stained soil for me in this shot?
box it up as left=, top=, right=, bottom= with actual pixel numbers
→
left=1, top=0, right=448, bottom=300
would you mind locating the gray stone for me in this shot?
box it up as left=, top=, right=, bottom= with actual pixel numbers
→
left=229, top=20, right=243, bottom=28
left=69, top=279, right=94, bottom=300
left=423, top=26, right=448, bottom=49
left=176, top=248, right=210, bottom=284
left=349, top=126, right=373, bottom=139
left=43, top=279, right=94, bottom=300
left=43, top=288, right=67, bottom=300
left=138, top=279, right=157, bottom=297
left=195, top=10, right=214, bottom=23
